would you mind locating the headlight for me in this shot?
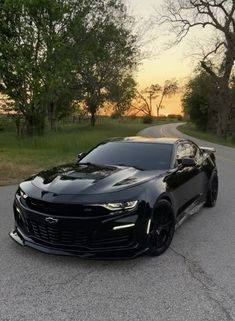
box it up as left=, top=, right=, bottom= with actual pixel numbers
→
left=17, top=187, right=28, bottom=199
left=100, top=201, right=138, bottom=211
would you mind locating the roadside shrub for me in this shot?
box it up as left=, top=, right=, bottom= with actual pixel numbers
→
left=111, top=112, right=121, bottom=119
left=129, top=115, right=137, bottom=120
left=0, top=118, right=4, bottom=131
left=156, top=115, right=166, bottom=121
left=0, top=115, right=10, bottom=131
left=142, top=115, right=153, bottom=124
left=167, top=114, right=182, bottom=120
left=231, top=135, right=235, bottom=144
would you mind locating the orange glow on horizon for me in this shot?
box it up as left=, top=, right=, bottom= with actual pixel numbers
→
left=126, top=0, right=214, bottom=115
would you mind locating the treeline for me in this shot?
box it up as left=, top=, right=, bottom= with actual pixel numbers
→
left=183, top=70, right=235, bottom=137
left=159, top=0, right=235, bottom=139
left=0, top=0, right=138, bottom=135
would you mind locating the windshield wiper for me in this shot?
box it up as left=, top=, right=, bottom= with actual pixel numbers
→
left=79, top=162, right=115, bottom=169
left=117, top=164, right=145, bottom=171
left=79, top=162, right=97, bottom=166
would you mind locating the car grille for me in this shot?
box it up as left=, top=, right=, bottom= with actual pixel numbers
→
left=27, top=218, right=132, bottom=249
left=25, top=197, right=108, bottom=217
left=28, top=219, right=88, bottom=246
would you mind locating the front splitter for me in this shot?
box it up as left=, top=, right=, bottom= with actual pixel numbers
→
left=9, top=228, right=148, bottom=260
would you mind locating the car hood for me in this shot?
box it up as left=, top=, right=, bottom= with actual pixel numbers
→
left=29, top=163, right=164, bottom=195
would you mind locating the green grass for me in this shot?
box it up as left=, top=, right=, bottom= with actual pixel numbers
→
left=178, top=123, right=235, bottom=148
left=0, top=117, right=176, bottom=185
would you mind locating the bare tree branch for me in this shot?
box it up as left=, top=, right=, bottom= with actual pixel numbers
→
left=200, top=61, right=218, bottom=79
left=156, top=0, right=235, bottom=138
left=202, top=41, right=227, bottom=60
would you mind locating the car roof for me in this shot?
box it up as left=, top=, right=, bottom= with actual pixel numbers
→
left=107, top=136, right=182, bottom=144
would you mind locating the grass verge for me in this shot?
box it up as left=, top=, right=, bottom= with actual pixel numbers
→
left=178, top=123, right=235, bottom=148
left=0, top=118, right=174, bottom=185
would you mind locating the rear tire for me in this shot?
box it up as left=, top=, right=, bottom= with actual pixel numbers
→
left=205, top=172, right=218, bottom=207
left=147, top=200, right=175, bottom=256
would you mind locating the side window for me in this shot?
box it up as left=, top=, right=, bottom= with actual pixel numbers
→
left=176, top=142, right=201, bottom=165
left=176, top=144, right=187, bottom=165
left=176, top=144, right=186, bottom=160
left=183, top=143, right=194, bottom=158
left=183, top=142, right=202, bottom=163
left=191, top=143, right=202, bottom=163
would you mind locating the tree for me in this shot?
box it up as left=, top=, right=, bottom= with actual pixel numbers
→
left=158, top=0, right=235, bottom=137
left=0, top=0, right=138, bottom=132
left=156, top=80, right=178, bottom=116
left=182, top=70, right=217, bottom=130
left=133, top=84, right=161, bottom=117
left=132, top=81, right=178, bottom=116
left=109, top=75, right=137, bottom=116
left=71, top=0, right=139, bottom=126
left=0, top=0, right=85, bottom=134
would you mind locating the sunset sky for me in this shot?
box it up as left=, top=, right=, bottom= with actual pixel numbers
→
left=127, top=0, right=208, bottom=115
left=0, top=1, right=214, bottom=117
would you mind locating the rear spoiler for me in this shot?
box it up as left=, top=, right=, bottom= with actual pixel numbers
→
left=200, top=146, right=216, bottom=153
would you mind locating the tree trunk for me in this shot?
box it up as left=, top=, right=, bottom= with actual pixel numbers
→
left=35, top=117, right=45, bottom=135
left=216, top=107, right=230, bottom=138
left=48, top=101, right=57, bottom=131
left=15, top=117, right=21, bottom=136
left=90, top=112, right=96, bottom=126
left=216, top=84, right=233, bottom=138
left=157, top=93, right=165, bottom=116
left=25, top=115, right=34, bottom=136
left=157, top=107, right=160, bottom=117
left=25, top=111, right=45, bottom=136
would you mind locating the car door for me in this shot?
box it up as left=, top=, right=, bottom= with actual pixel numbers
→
left=165, top=142, right=206, bottom=215
left=190, top=142, right=208, bottom=199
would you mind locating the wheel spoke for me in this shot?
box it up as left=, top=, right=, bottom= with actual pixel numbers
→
left=211, top=178, right=218, bottom=200
left=149, top=230, right=159, bottom=247
left=157, top=220, right=173, bottom=231
left=149, top=219, right=173, bottom=249
left=148, top=204, right=175, bottom=254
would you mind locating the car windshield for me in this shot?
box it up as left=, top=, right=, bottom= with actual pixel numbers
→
left=80, top=141, right=173, bottom=170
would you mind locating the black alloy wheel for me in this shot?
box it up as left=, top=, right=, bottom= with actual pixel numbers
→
left=148, top=200, right=175, bottom=256
left=205, top=172, right=218, bottom=207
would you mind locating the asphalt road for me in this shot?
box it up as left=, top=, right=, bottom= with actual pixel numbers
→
left=0, top=123, right=235, bottom=321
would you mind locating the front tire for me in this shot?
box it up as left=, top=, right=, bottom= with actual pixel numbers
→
left=205, top=171, right=218, bottom=207
left=147, top=200, right=175, bottom=256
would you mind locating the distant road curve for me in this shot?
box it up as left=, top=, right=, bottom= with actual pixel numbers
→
left=138, top=122, right=235, bottom=166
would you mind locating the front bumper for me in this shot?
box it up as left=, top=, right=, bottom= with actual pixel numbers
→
left=9, top=227, right=148, bottom=259
left=10, top=195, right=150, bottom=259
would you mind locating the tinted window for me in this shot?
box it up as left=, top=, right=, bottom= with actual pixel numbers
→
left=80, top=142, right=173, bottom=170
left=183, top=143, right=194, bottom=158
left=176, top=142, right=202, bottom=165
left=176, top=144, right=186, bottom=160
left=190, top=143, right=202, bottom=163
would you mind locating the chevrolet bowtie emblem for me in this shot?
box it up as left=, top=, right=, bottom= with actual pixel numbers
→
left=45, top=217, right=58, bottom=224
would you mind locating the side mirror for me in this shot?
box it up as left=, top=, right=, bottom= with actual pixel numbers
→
left=181, top=158, right=196, bottom=167
left=77, top=152, right=87, bottom=161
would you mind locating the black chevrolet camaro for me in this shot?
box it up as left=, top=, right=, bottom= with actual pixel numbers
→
left=10, top=137, right=218, bottom=259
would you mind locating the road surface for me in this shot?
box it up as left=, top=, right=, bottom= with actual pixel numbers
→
left=0, top=123, right=234, bottom=321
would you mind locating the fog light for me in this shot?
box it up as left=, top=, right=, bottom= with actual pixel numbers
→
left=16, top=206, right=22, bottom=215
